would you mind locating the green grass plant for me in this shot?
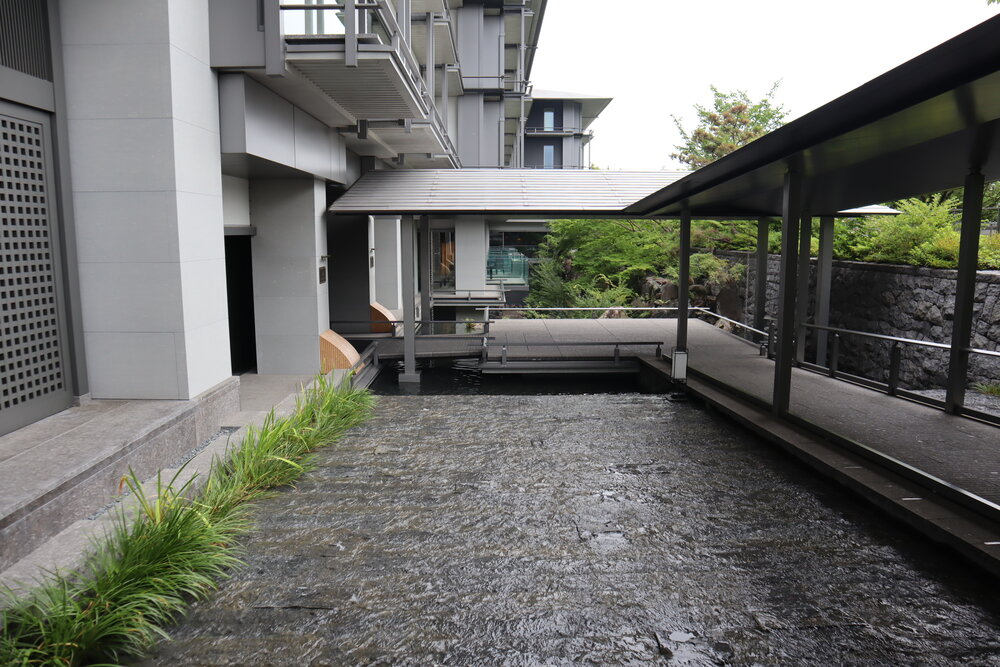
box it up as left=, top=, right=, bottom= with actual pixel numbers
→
left=1, top=376, right=373, bottom=666
left=972, top=381, right=1000, bottom=397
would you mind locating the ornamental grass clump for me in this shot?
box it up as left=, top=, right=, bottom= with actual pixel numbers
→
left=972, top=382, right=1000, bottom=397
left=1, top=377, right=374, bottom=666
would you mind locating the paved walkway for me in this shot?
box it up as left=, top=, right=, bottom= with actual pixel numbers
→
left=143, top=394, right=1000, bottom=665
left=377, top=318, right=1000, bottom=506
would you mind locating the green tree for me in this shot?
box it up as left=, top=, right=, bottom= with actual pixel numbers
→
left=671, top=83, right=788, bottom=169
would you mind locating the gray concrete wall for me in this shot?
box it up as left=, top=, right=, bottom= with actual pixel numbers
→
left=218, top=74, right=350, bottom=183
left=249, top=178, right=329, bottom=374
left=222, top=175, right=251, bottom=229
left=60, top=0, right=231, bottom=400
left=371, top=215, right=402, bottom=311
left=455, top=216, right=487, bottom=291
left=719, top=250, right=1000, bottom=389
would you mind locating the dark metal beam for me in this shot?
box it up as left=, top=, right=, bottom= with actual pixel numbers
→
left=815, top=216, right=835, bottom=367
left=795, top=212, right=812, bottom=363
left=753, top=217, right=769, bottom=334
left=945, top=169, right=985, bottom=413
left=773, top=170, right=802, bottom=415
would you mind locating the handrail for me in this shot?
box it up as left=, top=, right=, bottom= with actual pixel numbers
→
left=691, top=307, right=769, bottom=338
left=482, top=307, right=680, bottom=312
left=330, top=319, right=490, bottom=325
left=498, top=341, right=664, bottom=347
left=490, top=340, right=664, bottom=366
left=801, top=322, right=952, bottom=351
left=346, top=340, right=380, bottom=385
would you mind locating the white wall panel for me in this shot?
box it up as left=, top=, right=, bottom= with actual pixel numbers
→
left=222, top=175, right=251, bottom=227
left=62, top=0, right=230, bottom=399
left=455, top=215, right=487, bottom=291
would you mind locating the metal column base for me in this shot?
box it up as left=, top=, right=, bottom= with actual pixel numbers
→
left=398, top=372, right=422, bottom=384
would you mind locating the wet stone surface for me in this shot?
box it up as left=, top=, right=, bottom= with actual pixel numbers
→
left=143, top=395, right=1000, bottom=666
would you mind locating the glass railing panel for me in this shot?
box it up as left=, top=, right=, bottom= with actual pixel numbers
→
left=282, top=3, right=347, bottom=36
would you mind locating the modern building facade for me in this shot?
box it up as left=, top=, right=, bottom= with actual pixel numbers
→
left=0, top=0, right=581, bottom=436
left=523, top=89, right=610, bottom=170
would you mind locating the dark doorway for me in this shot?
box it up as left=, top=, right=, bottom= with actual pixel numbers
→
left=225, top=235, right=257, bottom=374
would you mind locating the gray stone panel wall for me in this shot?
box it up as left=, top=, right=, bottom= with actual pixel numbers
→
left=718, top=251, right=1000, bottom=389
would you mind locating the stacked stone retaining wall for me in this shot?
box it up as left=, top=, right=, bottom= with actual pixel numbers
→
left=716, top=251, right=1000, bottom=389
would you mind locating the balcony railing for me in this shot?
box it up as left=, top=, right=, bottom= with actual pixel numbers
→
left=525, top=126, right=593, bottom=137
left=278, top=0, right=458, bottom=163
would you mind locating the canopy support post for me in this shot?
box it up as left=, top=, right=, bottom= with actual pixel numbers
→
left=795, top=211, right=812, bottom=363
left=945, top=169, right=985, bottom=414
left=399, top=214, right=420, bottom=384
left=676, top=203, right=691, bottom=353
left=773, top=169, right=802, bottom=415
left=815, top=216, right=835, bottom=367
left=753, top=217, right=769, bottom=336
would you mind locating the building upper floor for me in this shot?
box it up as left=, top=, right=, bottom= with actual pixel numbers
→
left=208, top=0, right=547, bottom=171
left=522, top=89, right=611, bottom=169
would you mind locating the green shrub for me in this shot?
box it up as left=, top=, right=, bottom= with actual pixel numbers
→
left=910, top=230, right=961, bottom=268
left=979, top=234, right=1000, bottom=270
left=849, top=196, right=958, bottom=265
left=690, top=253, right=744, bottom=285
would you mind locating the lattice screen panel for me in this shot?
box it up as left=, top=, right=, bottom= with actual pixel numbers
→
left=0, top=112, right=65, bottom=412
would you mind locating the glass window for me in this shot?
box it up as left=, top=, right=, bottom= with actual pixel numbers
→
left=433, top=230, right=456, bottom=290
left=543, top=144, right=555, bottom=169
left=543, top=109, right=555, bottom=130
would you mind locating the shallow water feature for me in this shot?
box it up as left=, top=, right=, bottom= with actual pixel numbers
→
left=141, top=385, right=1000, bottom=665
left=371, top=359, right=645, bottom=395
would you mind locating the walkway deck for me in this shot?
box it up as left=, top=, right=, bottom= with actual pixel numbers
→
left=378, top=318, right=1000, bottom=509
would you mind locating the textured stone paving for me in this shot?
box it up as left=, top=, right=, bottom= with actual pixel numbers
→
left=144, top=394, right=1000, bottom=666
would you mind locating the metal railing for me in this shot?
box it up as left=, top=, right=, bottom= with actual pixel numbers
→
left=793, top=321, right=1000, bottom=426
left=346, top=339, right=381, bottom=387
left=524, top=126, right=593, bottom=137
left=489, top=340, right=663, bottom=367
left=690, top=307, right=769, bottom=343
left=278, top=0, right=459, bottom=163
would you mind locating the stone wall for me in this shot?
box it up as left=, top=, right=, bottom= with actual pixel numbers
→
left=716, top=251, right=1000, bottom=389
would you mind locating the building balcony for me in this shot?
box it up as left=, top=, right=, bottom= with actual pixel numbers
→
left=410, top=11, right=457, bottom=67
left=210, top=1, right=459, bottom=165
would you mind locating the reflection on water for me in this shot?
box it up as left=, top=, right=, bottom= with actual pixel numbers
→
left=370, top=359, right=646, bottom=396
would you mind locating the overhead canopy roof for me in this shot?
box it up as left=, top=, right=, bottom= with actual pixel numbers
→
left=628, top=15, right=1000, bottom=218
left=328, top=169, right=685, bottom=216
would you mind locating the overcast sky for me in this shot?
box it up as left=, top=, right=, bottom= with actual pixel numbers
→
left=530, top=0, right=999, bottom=171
